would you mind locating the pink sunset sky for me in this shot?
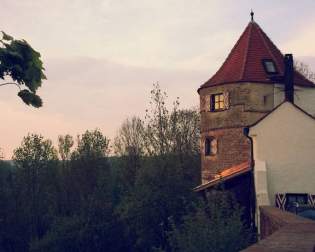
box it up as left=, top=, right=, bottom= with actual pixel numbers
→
left=1, top=0, right=315, bottom=158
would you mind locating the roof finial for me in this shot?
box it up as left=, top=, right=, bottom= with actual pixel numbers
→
left=250, top=9, right=254, bottom=22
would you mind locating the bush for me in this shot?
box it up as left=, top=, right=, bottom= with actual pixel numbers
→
left=168, top=191, right=253, bottom=252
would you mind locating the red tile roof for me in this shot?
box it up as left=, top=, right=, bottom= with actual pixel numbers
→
left=199, top=21, right=315, bottom=91
left=194, top=161, right=251, bottom=192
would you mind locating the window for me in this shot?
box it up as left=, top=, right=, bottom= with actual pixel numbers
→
left=205, top=137, right=217, bottom=156
left=285, top=193, right=308, bottom=214
left=262, top=59, right=278, bottom=74
left=211, top=93, right=229, bottom=111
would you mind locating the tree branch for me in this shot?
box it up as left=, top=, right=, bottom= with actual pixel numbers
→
left=0, top=82, right=22, bottom=91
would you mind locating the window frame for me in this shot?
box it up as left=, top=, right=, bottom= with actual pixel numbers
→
left=285, top=193, right=308, bottom=214
left=210, top=93, right=226, bottom=112
left=205, top=137, right=218, bottom=156
left=262, top=59, right=278, bottom=74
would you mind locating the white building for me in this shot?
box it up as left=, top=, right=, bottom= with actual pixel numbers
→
left=248, top=101, right=315, bottom=226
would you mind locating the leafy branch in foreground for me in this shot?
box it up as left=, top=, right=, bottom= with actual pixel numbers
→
left=0, top=31, right=46, bottom=107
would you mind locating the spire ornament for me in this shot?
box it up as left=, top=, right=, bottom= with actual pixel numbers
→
left=250, top=9, right=254, bottom=22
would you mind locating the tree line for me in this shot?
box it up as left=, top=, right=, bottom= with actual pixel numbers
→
left=0, top=84, right=253, bottom=252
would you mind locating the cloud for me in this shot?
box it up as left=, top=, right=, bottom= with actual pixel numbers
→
left=282, top=20, right=315, bottom=57
left=0, top=100, right=85, bottom=159
left=1, top=0, right=229, bottom=70
left=0, top=57, right=208, bottom=158
left=2, top=0, right=315, bottom=158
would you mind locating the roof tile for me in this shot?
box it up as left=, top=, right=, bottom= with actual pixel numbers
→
left=199, top=21, right=315, bottom=90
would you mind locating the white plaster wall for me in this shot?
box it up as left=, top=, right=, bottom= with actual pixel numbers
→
left=254, top=159, right=270, bottom=206
left=252, top=142, right=270, bottom=233
left=274, top=84, right=315, bottom=116
left=250, top=102, right=315, bottom=205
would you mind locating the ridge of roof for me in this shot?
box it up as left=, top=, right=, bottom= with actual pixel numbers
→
left=240, top=22, right=253, bottom=80
left=198, top=21, right=315, bottom=92
left=247, top=101, right=315, bottom=129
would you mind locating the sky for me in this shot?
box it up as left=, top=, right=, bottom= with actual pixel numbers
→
left=1, top=0, right=315, bottom=158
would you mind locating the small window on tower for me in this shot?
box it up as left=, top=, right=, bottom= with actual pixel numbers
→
left=210, top=93, right=229, bottom=111
left=262, top=59, right=278, bottom=74
left=205, top=137, right=218, bottom=156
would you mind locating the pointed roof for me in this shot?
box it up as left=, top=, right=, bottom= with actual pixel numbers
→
left=199, top=21, right=315, bottom=91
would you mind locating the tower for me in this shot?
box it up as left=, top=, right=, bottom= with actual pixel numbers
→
left=197, top=16, right=315, bottom=187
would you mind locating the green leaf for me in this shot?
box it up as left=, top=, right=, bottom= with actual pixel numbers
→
left=0, top=32, right=45, bottom=107
left=31, top=93, right=43, bottom=108
left=1, top=31, right=13, bottom=41
left=18, top=89, right=32, bottom=105
left=17, top=89, right=42, bottom=108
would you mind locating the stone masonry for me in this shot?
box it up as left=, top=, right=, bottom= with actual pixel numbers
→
left=199, top=83, right=273, bottom=183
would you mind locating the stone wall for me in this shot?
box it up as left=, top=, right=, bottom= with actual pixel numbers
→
left=201, top=127, right=250, bottom=183
left=199, top=82, right=315, bottom=184
left=199, top=82, right=272, bottom=183
left=199, top=82, right=273, bottom=131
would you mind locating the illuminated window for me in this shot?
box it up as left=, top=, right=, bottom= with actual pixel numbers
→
left=211, top=93, right=227, bottom=111
left=262, top=59, right=278, bottom=74
left=205, top=137, right=217, bottom=156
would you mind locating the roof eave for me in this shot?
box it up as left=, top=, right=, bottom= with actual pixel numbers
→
left=197, top=80, right=315, bottom=93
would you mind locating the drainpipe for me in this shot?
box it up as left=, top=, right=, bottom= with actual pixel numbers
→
left=243, top=127, right=256, bottom=231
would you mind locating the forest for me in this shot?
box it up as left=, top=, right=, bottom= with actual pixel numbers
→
left=0, top=84, right=254, bottom=252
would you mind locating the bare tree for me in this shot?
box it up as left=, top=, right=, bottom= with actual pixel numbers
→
left=115, top=83, right=200, bottom=158
left=114, top=116, right=145, bottom=157
left=294, top=60, right=315, bottom=82
left=143, top=83, right=200, bottom=156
